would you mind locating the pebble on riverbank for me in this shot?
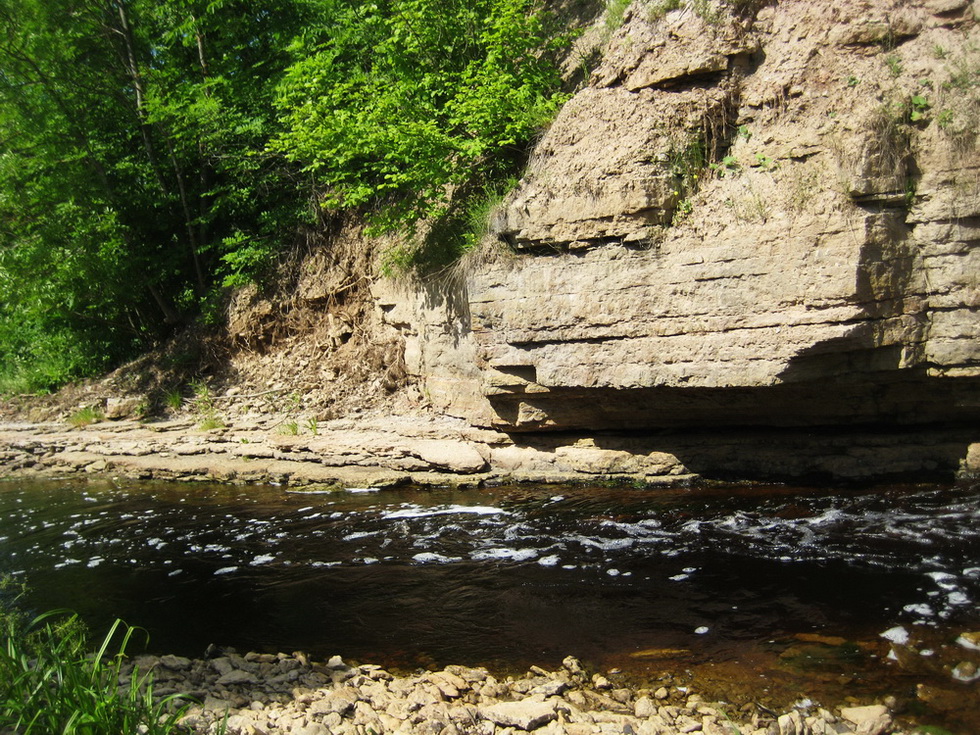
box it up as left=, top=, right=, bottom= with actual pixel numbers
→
left=120, top=651, right=915, bottom=735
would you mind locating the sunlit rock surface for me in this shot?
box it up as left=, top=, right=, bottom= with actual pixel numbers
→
left=383, top=0, right=980, bottom=480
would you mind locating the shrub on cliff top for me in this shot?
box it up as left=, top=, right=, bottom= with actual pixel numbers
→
left=272, top=0, right=571, bottom=268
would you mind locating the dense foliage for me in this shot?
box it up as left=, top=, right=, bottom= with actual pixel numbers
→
left=0, top=0, right=568, bottom=393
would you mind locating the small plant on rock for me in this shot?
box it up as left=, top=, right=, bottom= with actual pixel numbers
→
left=190, top=381, right=225, bottom=431
left=604, top=0, right=633, bottom=34
left=164, top=388, right=184, bottom=413
left=909, top=94, right=931, bottom=123
left=709, top=154, right=741, bottom=177
left=885, top=54, right=903, bottom=78
left=68, top=406, right=103, bottom=427
left=754, top=153, right=778, bottom=171
left=649, top=0, right=683, bottom=22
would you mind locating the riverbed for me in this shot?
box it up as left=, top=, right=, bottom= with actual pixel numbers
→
left=1, top=477, right=979, bottom=731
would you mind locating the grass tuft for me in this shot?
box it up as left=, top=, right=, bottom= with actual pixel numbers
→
left=68, top=406, right=104, bottom=428
left=0, top=605, right=194, bottom=734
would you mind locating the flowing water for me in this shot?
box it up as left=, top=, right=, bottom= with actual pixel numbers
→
left=1, top=477, right=979, bottom=729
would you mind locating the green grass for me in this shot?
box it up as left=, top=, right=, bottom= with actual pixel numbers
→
left=0, top=608, right=193, bottom=734
left=649, top=0, right=683, bottom=22
left=164, top=388, right=184, bottom=413
left=190, top=380, right=225, bottom=430
left=68, top=406, right=104, bottom=428
left=461, top=177, right=519, bottom=254
left=605, top=0, right=633, bottom=33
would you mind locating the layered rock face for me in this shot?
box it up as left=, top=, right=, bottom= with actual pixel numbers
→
left=381, top=0, right=980, bottom=480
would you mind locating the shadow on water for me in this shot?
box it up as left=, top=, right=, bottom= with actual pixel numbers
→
left=1, top=477, right=979, bottom=731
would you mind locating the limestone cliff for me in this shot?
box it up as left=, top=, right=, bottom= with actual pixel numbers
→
left=378, top=0, right=980, bottom=481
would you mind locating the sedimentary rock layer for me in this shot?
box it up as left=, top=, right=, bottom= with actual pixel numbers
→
left=381, top=0, right=980, bottom=479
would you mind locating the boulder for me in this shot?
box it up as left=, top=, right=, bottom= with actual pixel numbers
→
left=105, top=396, right=142, bottom=420
left=480, top=700, right=557, bottom=731
left=406, top=439, right=488, bottom=473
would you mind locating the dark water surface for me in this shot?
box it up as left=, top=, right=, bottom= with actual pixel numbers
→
left=2, top=477, right=979, bottom=727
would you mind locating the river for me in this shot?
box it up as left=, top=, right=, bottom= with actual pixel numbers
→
left=1, top=477, right=978, bottom=729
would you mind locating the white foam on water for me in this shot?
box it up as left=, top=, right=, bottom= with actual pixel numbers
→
left=807, top=508, right=846, bottom=526
left=412, top=552, right=462, bottom=564
left=927, top=571, right=958, bottom=589
left=168, top=569, right=183, bottom=576
left=250, top=554, right=276, bottom=566
left=311, top=561, right=342, bottom=568
left=296, top=507, right=314, bottom=513
left=880, top=626, right=909, bottom=645
left=570, top=535, right=635, bottom=552
left=669, top=573, right=691, bottom=582
left=607, top=569, right=621, bottom=576
left=214, top=566, right=238, bottom=575
left=86, top=557, right=104, bottom=568
left=347, top=488, right=380, bottom=493
left=471, top=547, right=540, bottom=562
left=383, top=505, right=508, bottom=520
left=343, top=531, right=378, bottom=541
left=54, top=559, right=81, bottom=569
left=902, top=603, right=934, bottom=617
left=538, top=555, right=561, bottom=567
left=695, top=626, right=710, bottom=634
left=946, top=591, right=970, bottom=606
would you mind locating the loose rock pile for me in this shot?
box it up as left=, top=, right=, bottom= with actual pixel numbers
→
left=123, top=651, right=911, bottom=735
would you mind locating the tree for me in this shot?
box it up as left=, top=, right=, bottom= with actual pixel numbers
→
left=0, top=0, right=311, bottom=391
left=272, top=0, right=570, bottom=264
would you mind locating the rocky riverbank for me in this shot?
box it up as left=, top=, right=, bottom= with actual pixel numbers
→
left=0, top=411, right=702, bottom=488
left=2, top=410, right=978, bottom=489
left=128, top=651, right=910, bottom=735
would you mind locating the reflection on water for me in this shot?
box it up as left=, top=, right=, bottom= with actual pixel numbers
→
left=1, top=477, right=979, bottom=725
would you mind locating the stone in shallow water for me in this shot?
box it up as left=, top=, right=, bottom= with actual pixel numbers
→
left=956, top=631, right=980, bottom=651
